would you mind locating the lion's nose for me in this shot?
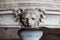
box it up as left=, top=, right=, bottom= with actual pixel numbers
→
left=27, top=19, right=30, bottom=24
left=26, top=18, right=32, bottom=25
left=28, top=19, right=31, bottom=23
left=26, top=18, right=29, bottom=24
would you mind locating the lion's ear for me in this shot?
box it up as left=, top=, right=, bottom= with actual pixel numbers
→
left=17, top=9, right=23, bottom=14
left=13, top=9, right=23, bottom=16
left=35, top=8, right=46, bottom=19
left=35, top=8, right=45, bottom=14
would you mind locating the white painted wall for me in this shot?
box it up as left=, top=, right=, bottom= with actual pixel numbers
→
left=44, top=15, right=60, bottom=25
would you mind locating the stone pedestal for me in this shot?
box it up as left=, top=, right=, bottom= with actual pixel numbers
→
left=18, top=28, right=43, bottom=40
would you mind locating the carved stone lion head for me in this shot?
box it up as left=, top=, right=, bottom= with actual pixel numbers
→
left=18, top=8, right=46, bottom=28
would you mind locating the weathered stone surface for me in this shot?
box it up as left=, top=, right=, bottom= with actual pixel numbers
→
left=0, top=0, right=60, bottom=10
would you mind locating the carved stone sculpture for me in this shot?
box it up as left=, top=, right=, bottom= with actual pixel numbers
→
left=17, top=8, right=46, bottom=40
left=17, top=8, right=46, bottom=28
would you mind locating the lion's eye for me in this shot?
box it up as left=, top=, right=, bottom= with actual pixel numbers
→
left=32, top=18, right=35, bottom=20
left=22, top=18, right=28, bottom=20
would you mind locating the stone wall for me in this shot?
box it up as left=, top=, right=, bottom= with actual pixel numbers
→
left=0, top=28, right=20, bottom=39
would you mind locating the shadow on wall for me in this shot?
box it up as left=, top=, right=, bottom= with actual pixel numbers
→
left=0, top=28, right=20, bottom=39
